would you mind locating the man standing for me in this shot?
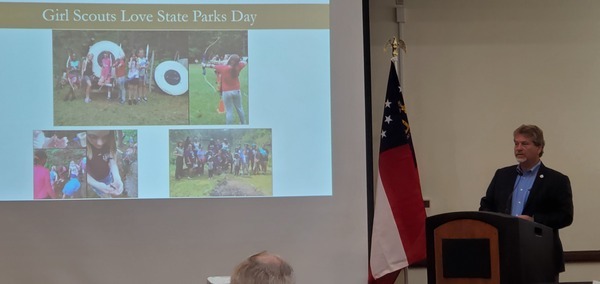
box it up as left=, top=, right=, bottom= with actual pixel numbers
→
left=479, top=124, right=574, bottom=279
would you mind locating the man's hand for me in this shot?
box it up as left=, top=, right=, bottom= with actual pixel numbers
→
left=517, top=215, right=534, bottom=222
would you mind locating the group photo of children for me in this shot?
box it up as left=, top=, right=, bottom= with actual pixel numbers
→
left=169, top=129, right=271, bottom=197
left=52, top=30, right=190, bottom=126
left=33, top=130, right=138, bottom=199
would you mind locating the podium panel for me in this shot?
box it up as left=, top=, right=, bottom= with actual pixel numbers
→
left=426, top=211, right=556, bottom=284
left=434, top=219, right=500, bottom=284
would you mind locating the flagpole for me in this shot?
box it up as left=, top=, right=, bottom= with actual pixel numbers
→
left=397, top=6, right=408, bottom=284
left=395, top=37, right=409, bottom=284
left=383, top=36, right=413, bottom=284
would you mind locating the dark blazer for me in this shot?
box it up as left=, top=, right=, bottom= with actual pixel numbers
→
left=479, top=162, right=574, bottom=273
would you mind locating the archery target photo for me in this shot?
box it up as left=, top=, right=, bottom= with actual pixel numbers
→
left=188, top=30, right=249, bottom=125
left=154, top=60, right=188, bottom=96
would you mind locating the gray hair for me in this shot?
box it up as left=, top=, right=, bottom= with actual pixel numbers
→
left=230, top=251, right=295, bottom=284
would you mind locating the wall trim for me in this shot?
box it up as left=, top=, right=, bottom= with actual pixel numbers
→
left=409, top=250, right=600, bottom=269
left=564, top=250, right=600, bottom=263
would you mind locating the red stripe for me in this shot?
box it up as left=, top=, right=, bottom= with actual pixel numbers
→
left=369, top=267, right=400, bottom=284
left=378, top=144, right=427, bottom=264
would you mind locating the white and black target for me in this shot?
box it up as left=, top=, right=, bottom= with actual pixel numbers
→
left=88, top=41, right=125, bottom=78
left=154, top=61, right=188, bottom=96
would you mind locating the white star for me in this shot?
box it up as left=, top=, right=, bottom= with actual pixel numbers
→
left=384, top=100, right=391, bottom=108
left=381, top=130, right=387, bottom=138
left=384, top=115, right=393, bottom=124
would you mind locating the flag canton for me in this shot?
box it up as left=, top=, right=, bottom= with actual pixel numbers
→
left=379, top=62, right=412, bottom=153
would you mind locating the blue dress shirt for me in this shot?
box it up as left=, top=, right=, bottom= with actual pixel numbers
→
left=511, top=161, right=541, bottom=216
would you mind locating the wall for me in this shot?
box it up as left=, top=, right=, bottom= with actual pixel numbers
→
left=369, top=0, right=600, bottom=282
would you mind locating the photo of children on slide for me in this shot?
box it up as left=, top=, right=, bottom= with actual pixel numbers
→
left=33, top=130, right=138, bottom=199
left=188, top=31, right=249, bottom=125
left=52, top=30, right=190, bottom=126
left=169, top=128, right=271, bottom=197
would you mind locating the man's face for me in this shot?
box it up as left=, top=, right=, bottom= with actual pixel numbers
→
left=514, top=133, right=541, bottom=164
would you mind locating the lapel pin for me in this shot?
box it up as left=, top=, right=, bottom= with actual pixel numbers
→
left=539, top=174, right=544, bottom=179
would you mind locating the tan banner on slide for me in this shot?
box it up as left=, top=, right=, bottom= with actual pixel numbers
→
left=0, top=3, right=329, bottom=29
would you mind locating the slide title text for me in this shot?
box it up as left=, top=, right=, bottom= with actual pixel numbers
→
left=41, top=9, right=257, bottom=26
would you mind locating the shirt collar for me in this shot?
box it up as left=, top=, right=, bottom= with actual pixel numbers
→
left=516, top=161, right=541, bottom=176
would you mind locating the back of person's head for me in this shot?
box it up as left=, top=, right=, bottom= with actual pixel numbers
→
left=230, top=251, right=295, bottom=284
left=34, top=149, right=47, bottom=165
left=227, top=54, right=241, bottom=66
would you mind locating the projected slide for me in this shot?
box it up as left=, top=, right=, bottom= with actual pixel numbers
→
left=0, top=0, right=331, bottom=200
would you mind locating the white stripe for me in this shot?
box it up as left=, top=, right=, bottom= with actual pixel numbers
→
left=370, top=172, right=408, bottom=278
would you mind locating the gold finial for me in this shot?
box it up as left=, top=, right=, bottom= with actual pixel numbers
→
left=384, top=37, right=407, bottom=57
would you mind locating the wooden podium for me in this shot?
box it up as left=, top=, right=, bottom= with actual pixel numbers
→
left=426, top=211, right=556, bottom=284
